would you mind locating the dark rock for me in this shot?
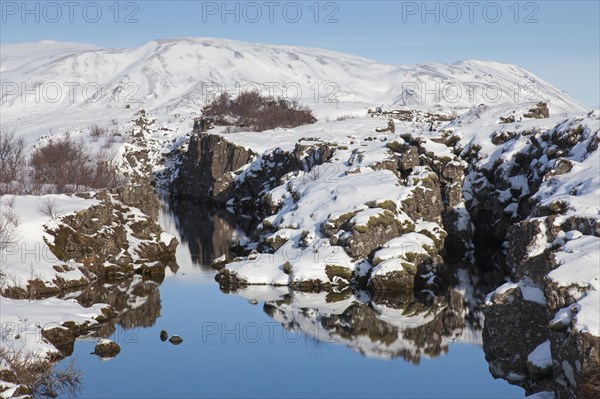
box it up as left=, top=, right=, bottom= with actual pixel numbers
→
left=160, top=330, right=168, bottom=341
left=93, top=340, right=121, bottom=358
left=347, top=211, right=402, bottom=258
left=169, top=335, right=183, bottom=345
left=171, top=134, right=256, bottom=202
left=369, top=264, right=417, bottom=294
left=491, top=131, right=518, bottom=144
left=41, top=326, right=76, bottom=356
left=505, top=220, right=552, bottom=285
left=396, top=145, right=420, bottom=172
left=482, top=288, right=552, bottom=395
left=523, top=102, right=550, bottom=119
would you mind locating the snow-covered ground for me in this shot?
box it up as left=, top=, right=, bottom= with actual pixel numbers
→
left=0, top=195, right=99, bottom=291
left=0, top=297, right=107, bottom=357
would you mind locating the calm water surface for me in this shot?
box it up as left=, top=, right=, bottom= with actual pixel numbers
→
left=61, top=202, right=524, bottom=398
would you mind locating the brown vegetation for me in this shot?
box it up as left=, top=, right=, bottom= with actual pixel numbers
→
left=0, top=346, right=82, bottom=397
left=202, top=91, right=316, bottom=132
left=0, top=129, right=122, bottom=195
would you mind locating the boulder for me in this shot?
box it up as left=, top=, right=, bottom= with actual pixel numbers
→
left=93, top=339, right=121, bottom=358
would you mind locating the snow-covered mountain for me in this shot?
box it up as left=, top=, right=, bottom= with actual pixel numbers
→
left=0, top=37, right=589, bottom=134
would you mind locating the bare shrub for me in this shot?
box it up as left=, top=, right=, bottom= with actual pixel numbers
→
left=0, top=346, right=83, bottom=397
left=30, top=136, right=121, bottom=193
left=30, top=135, right=89, bottom=193
left=102, top=130, right=122, bottom=149
left=89, top=124, right=107, bottom=141
left=0, top=129, right=27, bottom=195
left=0, top=196, right=20, bottom=252
left=89, top=151, right=122, bottom=188
left=326, top=114, right=359, bottom=122
left=203, top=91, right=316, bottom=132
left=38, top=197, right=63, bottom=219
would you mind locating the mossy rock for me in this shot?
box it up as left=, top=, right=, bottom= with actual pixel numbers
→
left=366, top=200, right=397, bottom=212
left=352, top=209, right=397, bottom=234
left=396, top=219, right=415, bottom=234
left=325, top=265, right=353, bottom=283
left=93, top=340, right=121, bottom=358
left=282, top=261, right=292, bottom=275
left=386, top=141, right=406, bottom=153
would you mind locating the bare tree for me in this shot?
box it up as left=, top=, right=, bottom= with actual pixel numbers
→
left=0, top=195, right=20, bottom=252
left=0, top=129, right=27, bottom=195
left=89, top=123, right=107, bottom=141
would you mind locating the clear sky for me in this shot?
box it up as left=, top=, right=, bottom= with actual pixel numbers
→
left=1, top=0, right=599, bottom=107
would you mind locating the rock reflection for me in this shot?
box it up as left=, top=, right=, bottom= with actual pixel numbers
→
left=223, top=266, right=498, bottom=364
left=64, top=274, right=163, bottom=339
left=166, top=201, right=256, bottom=266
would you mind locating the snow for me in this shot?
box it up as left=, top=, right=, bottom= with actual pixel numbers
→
left=0, top=195, right=99, bottom=290
left=574, top=291, right=600, bottom=336
left=224, top=255, right=288, bottom=286
left=549, top=236, right=600, bottom=291
left=224, top=237, right=354, bottom=286
left=159, top=232, right=175, bottom=246
left=520, top=284, right=546, bottom=305
left=527, top=219, right=548, bottom=258
left=528, top=340, right=552, bottom=368
left=373, top=233, right=435, bottom=264
left=550, top=306, right=574, bottom=329
left=486, top=279, right=546, bottom=305
left=276, top=168, right=411, bottom=232
left=0, top=296, right=106, bottom=356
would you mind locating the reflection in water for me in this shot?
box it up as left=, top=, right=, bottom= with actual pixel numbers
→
left=225, top=266, right=502, bottom=365
left=64, top=274, right=163, bottom=339
left=51, top=203, right=522, bottom=398
left=57, top=202, right=254, bottom=348
left=167, top=201, right=256, bottom=266
left=165, top=201, right=514, bottom=367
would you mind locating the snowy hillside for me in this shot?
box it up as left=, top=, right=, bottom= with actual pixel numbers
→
left=0, top=37, right=590, bottom=144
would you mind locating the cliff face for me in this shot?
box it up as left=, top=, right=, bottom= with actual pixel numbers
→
left=171, top=134, right=256, bottom=203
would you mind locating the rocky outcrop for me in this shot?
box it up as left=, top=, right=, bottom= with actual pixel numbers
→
left=41, top=306, right=115, bottom=358
left=171, top=133, right=256, bottom=203
left=460, top=112, right=600, bottom=397
left=523, top=102, right=550, bottom=119
left=483, top=286, right=552, bottom=394
left=45, top=190, right=177, bottom=280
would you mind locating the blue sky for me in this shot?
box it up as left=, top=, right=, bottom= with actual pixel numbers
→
left=1, top=0, right=599, bottom=106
